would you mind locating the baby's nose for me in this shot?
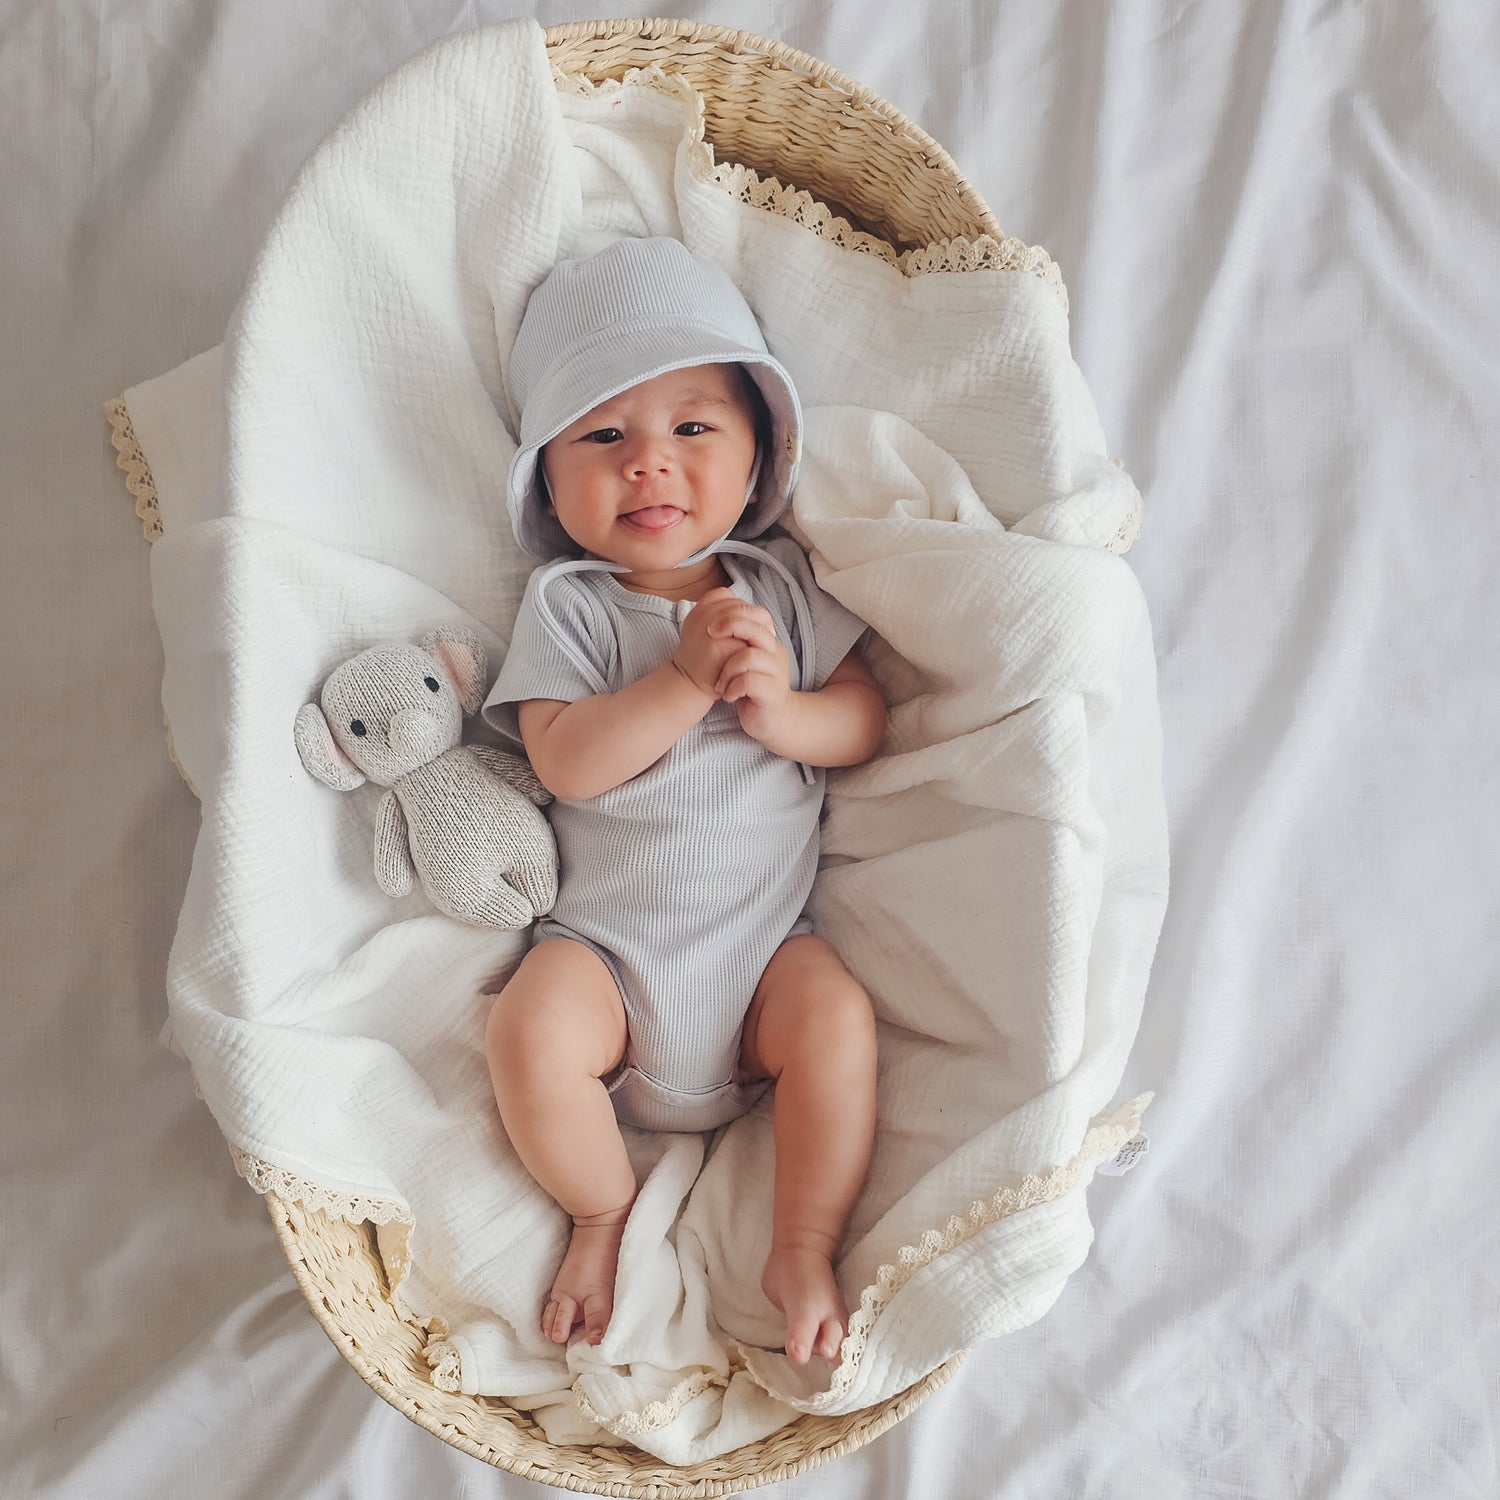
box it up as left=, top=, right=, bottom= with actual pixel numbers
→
left=623, top=435, right=672, bottom=475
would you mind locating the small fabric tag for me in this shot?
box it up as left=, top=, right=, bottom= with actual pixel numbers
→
left=1096, top=1132, right=1149, bottom=1177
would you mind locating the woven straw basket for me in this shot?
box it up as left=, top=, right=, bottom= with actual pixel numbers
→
left=109, top=16, right=1072, bottom=1495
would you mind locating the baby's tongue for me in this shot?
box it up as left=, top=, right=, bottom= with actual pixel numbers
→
left=626, top=506, right=680, bottom=528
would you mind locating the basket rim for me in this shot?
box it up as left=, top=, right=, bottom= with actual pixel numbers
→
left=542, top=15, right=1002, bottom=244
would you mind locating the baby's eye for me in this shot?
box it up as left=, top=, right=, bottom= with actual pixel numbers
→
left=584, top=428, right=623, bottom=444
left=677, top=422, right=710, bottom=436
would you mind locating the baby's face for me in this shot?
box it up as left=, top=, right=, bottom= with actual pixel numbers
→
left=539, top=362, right=759, bottom=569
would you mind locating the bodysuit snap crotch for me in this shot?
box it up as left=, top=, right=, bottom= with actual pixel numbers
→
left=530, top=907, right=815, bottom=1133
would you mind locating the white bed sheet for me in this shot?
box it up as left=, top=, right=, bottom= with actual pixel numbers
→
left=4, top=2, right=1495, bottom=1496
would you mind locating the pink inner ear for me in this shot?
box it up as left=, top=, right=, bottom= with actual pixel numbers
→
left=430, top=637, right=482, bottom=706
left=319, top=714, right=356, bottom=771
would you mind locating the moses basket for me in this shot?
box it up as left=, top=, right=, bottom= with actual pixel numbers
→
left=109, top=15, right=1114, bottom=1495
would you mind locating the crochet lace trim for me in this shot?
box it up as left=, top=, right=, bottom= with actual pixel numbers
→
left=105, top=397, right=164, bottom=542
left=1109, top=476, right=1144, bottom=555
left=781, top=1094, right=1152, bottom=1415
left=546, top=63, right=1145, bottom=553
left=103, top=398, right=208, bottom=793
left=571, top=1363, right=736, bottom=1439
left=229, top=1143, right=414, bottom=1227
left=553, top=1093, right=1152, bottom=1435
left=228, top=1142, right=418, bottom=1297
left=552, top=63, right=1069, bottom=313
left=425, top=1338, right=464, bottom=1391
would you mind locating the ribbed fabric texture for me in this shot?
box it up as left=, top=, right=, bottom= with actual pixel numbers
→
left=482, top=537, right=870, bottom=1131
left=508, top=238, right=777, bottom=440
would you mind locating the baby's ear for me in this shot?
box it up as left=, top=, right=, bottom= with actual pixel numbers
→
left=420, top=627, right=487, bottom=714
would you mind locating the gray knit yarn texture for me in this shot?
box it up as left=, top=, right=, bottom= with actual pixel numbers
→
left=295, top=627, right=557, bottom=928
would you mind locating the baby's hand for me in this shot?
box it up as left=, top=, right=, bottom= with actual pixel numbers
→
left=707, top=602, right=795, bottom=743
left=671, top=588, right=762, bottom=699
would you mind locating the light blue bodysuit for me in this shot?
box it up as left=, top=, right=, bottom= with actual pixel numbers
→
left=482, top=533, right=869, bottom=1132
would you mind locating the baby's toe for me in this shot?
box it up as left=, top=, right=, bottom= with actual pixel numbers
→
left=816, top=1317, right=844, bottom=1365
left=583, top=1290, right=613, bottom=1346
left=546, top=1295, right=578, bottom=1343
left=786, top=1314, right=818, bottom=1364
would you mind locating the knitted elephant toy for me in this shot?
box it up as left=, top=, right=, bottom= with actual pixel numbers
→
left=293, top=626, right=557, bottom=928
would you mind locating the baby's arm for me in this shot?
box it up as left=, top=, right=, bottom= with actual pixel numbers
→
left=518, top=663, right=713, bottom=801
left=752, top=650, right=886, bottom=768
left=711, top=600, right=885, bottom=769
left=518, top=588, right=751, bottom=800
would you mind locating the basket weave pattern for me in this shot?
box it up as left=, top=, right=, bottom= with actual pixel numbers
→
left=272, top=1196, right=967, bottom=1497
left=547, top=17, right=996, bottom=252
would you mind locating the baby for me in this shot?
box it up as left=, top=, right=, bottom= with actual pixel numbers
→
left=481, top=237, right=885, bottom=1367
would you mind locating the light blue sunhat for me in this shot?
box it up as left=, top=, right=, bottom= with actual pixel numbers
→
left=504, top=236, right=804, bottom=563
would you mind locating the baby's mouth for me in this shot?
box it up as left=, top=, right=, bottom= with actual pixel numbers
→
left=620, top=505, right=684, bottom=534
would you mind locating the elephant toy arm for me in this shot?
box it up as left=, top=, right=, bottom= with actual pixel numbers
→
left=374, top=790, right=417, bottom=897
left=468, top=744, right=553, bottom=807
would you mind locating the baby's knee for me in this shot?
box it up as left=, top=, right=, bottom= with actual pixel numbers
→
left=485, top=984, right=571, bottom=1074
left=484, top=950, right=626, bottom=1081
left=792, top=975, right=877, bottom=1060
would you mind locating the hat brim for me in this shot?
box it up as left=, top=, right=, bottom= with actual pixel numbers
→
left=507, top=320, right=802, bottom=562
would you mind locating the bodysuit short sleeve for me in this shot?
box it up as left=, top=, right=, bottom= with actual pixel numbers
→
left=758, top=535, right=872, bottom=692
left=481, top=568, right=616, bottom=750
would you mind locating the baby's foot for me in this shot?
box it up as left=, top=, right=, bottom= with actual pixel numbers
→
left=761, top=1244, right=849, bottom=1367
left=543, top=1202, right=632, bottom=1347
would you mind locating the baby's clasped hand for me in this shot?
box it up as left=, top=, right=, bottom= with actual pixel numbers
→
left=706, top=588, right=795, bottom=740
left=672, top=587, right=794, bottom=742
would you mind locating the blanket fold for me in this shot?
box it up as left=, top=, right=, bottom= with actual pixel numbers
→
left=123, top=17, right=1168, bottom=1463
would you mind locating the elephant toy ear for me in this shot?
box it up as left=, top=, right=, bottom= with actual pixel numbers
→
left=294, top=703, right=365, bottom=791
left=420, top=626, right=488, bottom=715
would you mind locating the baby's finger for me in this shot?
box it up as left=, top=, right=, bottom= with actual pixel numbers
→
left=714, top=646, right=759, bottom=695
left=704, top=599, right=774, bottom=631
left=730, top=618, right=782, bottom=655
left=709, top=615, right=782, bottom=657
left=723, top=666, right=776, bottom=703
left=694, top=590, right=746, bottom=624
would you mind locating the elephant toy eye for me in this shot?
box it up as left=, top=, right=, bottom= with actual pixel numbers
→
left=424, top=676, right=440, bottom=693
left=350, top=720, right=367, bottom=737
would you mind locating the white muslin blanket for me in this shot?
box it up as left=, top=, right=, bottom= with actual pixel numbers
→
left=126, top=18, right=1169, bottom=1462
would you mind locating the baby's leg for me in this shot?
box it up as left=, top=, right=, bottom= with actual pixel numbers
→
left=738, top=934, right=878, bottom=1366
left=486, top=937, right=635, bottom=1346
